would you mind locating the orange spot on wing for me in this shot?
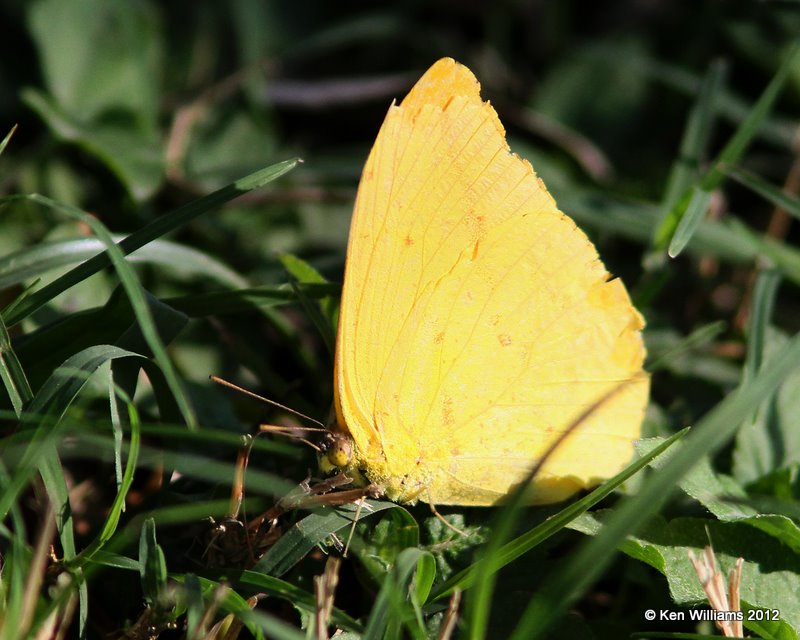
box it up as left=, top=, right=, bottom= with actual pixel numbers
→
left=442, top=396, right=454, bottom=426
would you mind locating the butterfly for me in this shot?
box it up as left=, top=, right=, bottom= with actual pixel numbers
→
left=323, top=58, right=649, bottom=506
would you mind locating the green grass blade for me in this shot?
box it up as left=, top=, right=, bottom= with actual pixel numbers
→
left=646, top=321, right=727, bottom=372
left=0, top=312, right=33, bottom=414
left=0, top=460, right=28, bottom=640
left=139, top=518, right=168, bottom=606
left=652, top=59, right=727, bottom=252
left=0, top=237, right=249, bottom=290
left=727, top=218, right=800, bottom=282
left=362, top=547, right=433, bottom=640
left=460, top=403, right=684, bottom=638
left=0, top=125, right=16, bottom=156
left=164, top=282, right=336, bottom=317
left=744, top=268, right=781, bottom=383
left=724, top=164, right=800, bottom=221
left=703, top=40, right=800, bottom=190
left=209, top=571, right=362, bottom=632
left=73, top=373, right=141, bottom=563
left=280, top=253, right=337, bottom=356
left=236, top=608, right=308, bottom=640
left=667, top=185, right=714, bottom=258
left=561, top=191, right=800, bottom=285
left=254, top=501, right=401, bottom=577
left=1, top=347, right=153, bottom=529
left=19, top=195, right=196, bottom=427
left=1, top=158, right=299, bottom=326
left=182, top=574, right=205, bottom=639
left=666, top=39, right=800, bottom=258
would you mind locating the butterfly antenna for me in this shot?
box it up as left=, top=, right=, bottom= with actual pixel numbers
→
left=258, top=423, right=324, bottom=451
left=210, top=375, right=325, bottom=428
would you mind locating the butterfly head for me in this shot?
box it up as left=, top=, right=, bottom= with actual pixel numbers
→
left=319, top=429, right=354, bottom=473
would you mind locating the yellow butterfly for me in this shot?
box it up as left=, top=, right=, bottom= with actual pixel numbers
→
left=325, top=58, right=649, bottom=506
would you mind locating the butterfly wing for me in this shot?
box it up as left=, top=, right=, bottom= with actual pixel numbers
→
left=334, top=58, right=648, bottom=505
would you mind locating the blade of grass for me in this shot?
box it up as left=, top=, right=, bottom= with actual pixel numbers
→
left=667, top=187, right=715, bottom=258
left=724, top=164, right=800, bottom=221
left=591, top=49, right=796, bottom=147
left=233, top=608, right=308, bottom=640
left=744, top=268, right=781, bottom=383
left=557, top=190, right=800, bottom=284
left=139, top=518, right=168, bottom=606
left=20, top=195, right=196, bottom=427
left=0, top=460, right=28, bottom=640
left=254, top=501, right=402, bottom=577
left=0, top=125, right=16, bottom=156
left=727, top=218, right=800, bottom=281
left=668, top=40, right=800, bottom=257
left=1, top=158, right=299, bottom=327
left=183, top=574, right=205, bottom=639
left=6, top=346, right=144, bottom=515
left=61, top=431, right=291, bottom=496
left=652, top=59, right=727, bottom=252
left=741, top=267, right=782, bottom=434
left=165, top=282, right=337, bottom=317
left=0, top=237, right=249, bottom=290
left=362, top=548, right=434, bottom=640
left=202, top=571, right=362, bottom=632
left=703, top=41, right=800, bottom=190
left=0, top=312, right=33, bottom=414
left=509, top=328, right=800, bottom=640
left=2, top=346, right=179, bottom=588
left=646, top=320, right=728, bottom=371
left=280, top=254, right=337, bottom=356
left=17, top=346, right=161, bottom=634
left=73, top=375, right=141, bottom=564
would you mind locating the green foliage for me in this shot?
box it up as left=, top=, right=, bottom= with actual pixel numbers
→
left=2, top=2, right=800, bottom=639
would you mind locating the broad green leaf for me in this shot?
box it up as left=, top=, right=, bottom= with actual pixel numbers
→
left=571, top=513, right=800, bottom=639
left=22, top=89, right=164, bottom=201
left=26, top=0, right=160, bottom=122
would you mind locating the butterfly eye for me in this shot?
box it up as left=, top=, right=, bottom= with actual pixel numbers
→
left=322, top=432, right=353, bottom=470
